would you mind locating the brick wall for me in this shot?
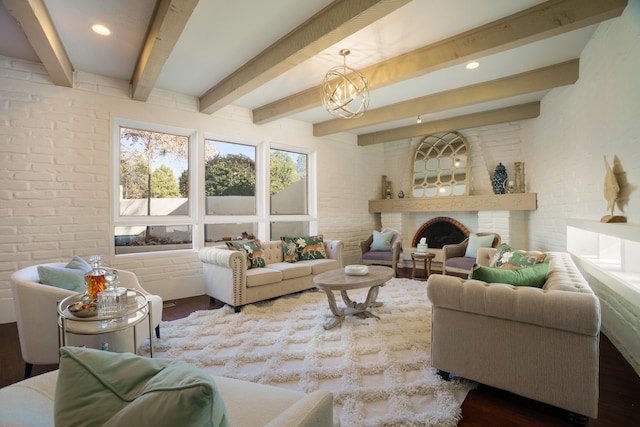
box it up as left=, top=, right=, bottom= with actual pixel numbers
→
left=0, top=59, right=383, bottom=323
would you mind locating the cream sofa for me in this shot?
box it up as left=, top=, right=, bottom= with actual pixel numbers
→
left=0, top=370, right=337, bottom=427
left=427, top=247, right=601, bottom=422
left=199, top=240, right=343, bottom=311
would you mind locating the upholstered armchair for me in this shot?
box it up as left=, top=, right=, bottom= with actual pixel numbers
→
left=360, top=228, right=402, bottom=276
left=10, top=263, right=163, bottom=378
left=441, top=232, right=501, bottom=276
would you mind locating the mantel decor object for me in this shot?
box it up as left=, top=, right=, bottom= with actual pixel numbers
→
left=601, top=156, right=627, bottom=223
left=514, top=161, right=525, bottom=193
left=492, top=163, right=508, bottom=195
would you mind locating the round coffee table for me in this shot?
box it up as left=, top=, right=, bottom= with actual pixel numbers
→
left=313, top=265, right=394, bottom=330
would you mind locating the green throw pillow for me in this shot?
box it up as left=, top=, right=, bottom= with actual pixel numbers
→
left=464, top=233, right=496, bottom=258
left=281, top=235, right=327, bottom=262
left=490, top=243, right=547, bottom=268
left=37, top=266, right=86, bottom=293
left=469, top=261, right=550, bottom=288
left=55, top=346, right=230, bottom=427
left=225, top=239, right=266, bottom=269
left=370, top=230, right=394, bottom=251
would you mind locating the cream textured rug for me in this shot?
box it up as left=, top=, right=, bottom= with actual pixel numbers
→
left=140, top=278, right=474, bottom=426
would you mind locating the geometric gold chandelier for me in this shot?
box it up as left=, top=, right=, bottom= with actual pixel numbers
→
left=321, top=49, right=369, bottom=119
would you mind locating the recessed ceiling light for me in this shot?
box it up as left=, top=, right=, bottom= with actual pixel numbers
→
left=465, top=61, right=480, bottom=70
left=91, top=24, right=111, bottom=36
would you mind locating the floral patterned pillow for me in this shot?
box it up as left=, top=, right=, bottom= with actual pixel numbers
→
left=225, top=239, right=266, bottom=269
left=281, top=235, right=327, bottom=262
left=490, top=243, right=547, bottom=269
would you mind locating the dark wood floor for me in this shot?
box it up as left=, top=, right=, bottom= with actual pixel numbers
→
left=2, top=268, right=639, bottom=426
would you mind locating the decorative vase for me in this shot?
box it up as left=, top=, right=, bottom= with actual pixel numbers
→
left=398, top=190, right=404, bottom=199
left=492, top=163, right=508, bottom=194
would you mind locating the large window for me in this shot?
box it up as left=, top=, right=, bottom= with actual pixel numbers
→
left=204, top=140, right=256, bottom=215
left=270, top=148, right=307, bottom=215
left=113, top=120, right=316, bottom=254
left=114, top=123, right=192, bottom=254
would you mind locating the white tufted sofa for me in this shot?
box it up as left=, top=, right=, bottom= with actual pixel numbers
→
left=199, top=240, right=343, bottom=311
left=427, top=247, right=601, bottom=422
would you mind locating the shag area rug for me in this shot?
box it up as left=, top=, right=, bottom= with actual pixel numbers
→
left=140, top=278, right=474, bottom=426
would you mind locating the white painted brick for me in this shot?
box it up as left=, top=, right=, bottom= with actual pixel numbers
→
left=1, top=1, right=638, bottom=342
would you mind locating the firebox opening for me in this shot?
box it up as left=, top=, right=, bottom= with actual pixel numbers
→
left=412, top=217, right=470, bottom=249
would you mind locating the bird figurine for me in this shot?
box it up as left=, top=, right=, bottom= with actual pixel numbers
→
left=601, top=156, right=626, bottom=223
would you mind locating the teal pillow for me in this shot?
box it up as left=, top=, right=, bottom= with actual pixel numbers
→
left=65, top=255, right=91, bottom=272
left=37, top=266, right=86, bottom=293
left=55, top=346, right=230, bottom=427
left=225, top=239, right=266, bottom=269
left=464, top=233, right=496, bottom=258
left=490, top=243, right=547, bottom=268
left=469, top=261, right=550, bottom=288
left=371, top=230, right=394, bottom=251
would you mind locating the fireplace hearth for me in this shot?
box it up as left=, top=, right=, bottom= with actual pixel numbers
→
left=412, top=217, right=469, bottom=249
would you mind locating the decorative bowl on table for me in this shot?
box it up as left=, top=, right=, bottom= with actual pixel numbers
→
left=67, top=301, right=98, bottom=318
left=345, top=265, right=369, bottom=276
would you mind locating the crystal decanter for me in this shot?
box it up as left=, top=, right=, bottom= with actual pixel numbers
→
left=84, top=255, right=106, bottom=301
left=97, top=269, right=128, bottom=324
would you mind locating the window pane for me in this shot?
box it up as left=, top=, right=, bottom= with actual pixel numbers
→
left=204, top=223, right=258, bottom=245
left=204, top=140, right=256, bottom=215
left=270, top=149, right=307, bottom=215
left=119, top=127, right=189, bottom=216
left=270, top=221, right=309, bottom=239
left=114, top=225, right=192, bottom=254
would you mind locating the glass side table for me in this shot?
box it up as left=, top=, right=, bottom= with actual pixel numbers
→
left=57, top=289, right=153, bottom=357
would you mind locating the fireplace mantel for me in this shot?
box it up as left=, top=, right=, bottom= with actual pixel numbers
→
left=369, top=193, right=537, bottom=213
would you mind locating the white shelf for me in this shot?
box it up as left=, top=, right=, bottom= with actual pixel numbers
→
left=567, top=219, right=640, bottom=306
left=566, top=218, right=640, bottom=243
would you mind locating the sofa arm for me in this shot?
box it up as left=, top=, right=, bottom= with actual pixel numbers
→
left=264, top=389, right=336, bottom=427
left=442, top=241, right=467, bottom=259
left=426, top=275, right=601, bottom=336
left=199, top=245, right=246, bottom=269
left=323, top=240, right=344, bottom=267
left=360, top=236, right=373, bottom=255
left=476, top=247, right=497, bottom=266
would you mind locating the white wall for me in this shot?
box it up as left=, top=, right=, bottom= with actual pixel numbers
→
left=0, top=59, right=384, bottom=323
left=524, top=0, right=640, bottom=252
left=523, top=0, right=640, bottom=374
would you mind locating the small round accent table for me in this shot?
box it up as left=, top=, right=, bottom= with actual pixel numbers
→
left=411, top=252, right=435, bottom=281
left=313, top=266, right=394, bottom=330
left=57, top=289, right=153, bottom=357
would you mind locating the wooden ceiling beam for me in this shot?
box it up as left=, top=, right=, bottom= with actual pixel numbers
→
left=357, top=102, right=541, bottom=146
left=314, top=59, right=578, bottom=136
left=131, top=0, right=199, bottom=101
left=199, top=0, right=410, bottom=114
left=253, top=0, right=626, bottom=124
left=4, top=0, right=74, bottom=87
